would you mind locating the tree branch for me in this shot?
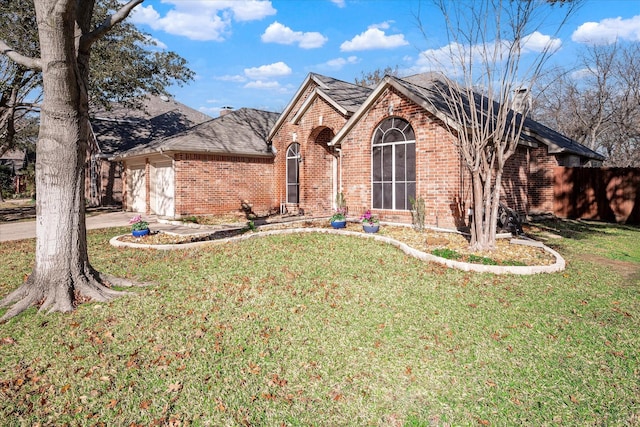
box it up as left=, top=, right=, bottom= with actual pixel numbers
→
left=80, top=0, right=144, bottom=49
left=0, top=40, right=41, bottom=70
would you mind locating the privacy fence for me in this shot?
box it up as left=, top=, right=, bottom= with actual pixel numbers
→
left=553, top=167, right=640, bottom=225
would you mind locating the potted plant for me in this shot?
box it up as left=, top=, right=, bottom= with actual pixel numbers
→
left=330, top=207, right=347, bottom=229
left=129, top=214, right=150, bottom=237
left=360, top=209, right=379, bottom=233
left=330, top=192, right=348, bottom=229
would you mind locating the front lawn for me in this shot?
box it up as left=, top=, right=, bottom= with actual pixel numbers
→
left=0, top=220, right=638, bottom=425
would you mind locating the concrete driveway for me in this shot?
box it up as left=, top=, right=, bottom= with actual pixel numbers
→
left=0, top=211, right=204, bottom=242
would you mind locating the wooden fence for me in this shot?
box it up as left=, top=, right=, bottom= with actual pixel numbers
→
left=553, top=167, right=640, bottom=224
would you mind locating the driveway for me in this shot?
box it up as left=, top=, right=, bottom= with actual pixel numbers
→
left=0, top=211, right=206, bottom=242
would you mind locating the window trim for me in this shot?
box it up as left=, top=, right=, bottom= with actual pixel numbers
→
left=371, top=117, right=416, bottom=211
left=286, top=143, right=300, bottom=204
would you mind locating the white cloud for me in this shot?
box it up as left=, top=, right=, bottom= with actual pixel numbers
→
left=340, top=23, right=408, bottom=51
left=325, top=56, right=360, bottom=69
left=129, top=1, right=276, bottom=41
left=521, top=31, right=562, bottom=53
left=261, top=22, right=328, bottom=49
left=572, top=15, right=640, bottom=45
left=570, top=67, right=592, bottom=80
left=215, top=75, right=247, bottom=83
left=141, top=34, right=167, bottom=50
left=244, top=62, right=292, bottom=79
left=244, top=80, right=281, bottom=89
left=330, top=0, right=346, bottom=7
left=414, top=32, right=562, bottom=75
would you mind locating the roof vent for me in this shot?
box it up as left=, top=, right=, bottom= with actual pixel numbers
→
left=160, top=95, right=170, bottom=102
left=220, top=106, right=234, bottom=117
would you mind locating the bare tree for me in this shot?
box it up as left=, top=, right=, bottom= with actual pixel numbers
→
left=417, top=0, right=580, bottom=250
left=355, top=66, right=399, bottom=87
left=0, top=0, right=144, bottom=321
left=534, top=43, right=640, bottom=167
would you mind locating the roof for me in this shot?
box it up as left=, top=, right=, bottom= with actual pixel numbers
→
left=90, top=94, right=212, bottom=155
left=268, top=73, right=372, bottom=141
left=330, top=73, right=604, bottom=161
left=116, top=108, right=280, bottom=159
left=0, top=149, right=26, bottom=172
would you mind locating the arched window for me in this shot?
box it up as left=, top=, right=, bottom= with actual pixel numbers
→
left=286, top=143, right=300, bottom=204
left=372, top=117, right=416, bottom=210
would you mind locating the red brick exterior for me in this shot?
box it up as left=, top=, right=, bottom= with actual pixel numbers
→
left=173, top=153, right=274, bottom=216
left=122, top=153, right=275, bottom=218
left=271, top=86, right=349, bottom=215
left=119, top=79, right=563, bottom=227
left=271, top=84, right=561, bottom=229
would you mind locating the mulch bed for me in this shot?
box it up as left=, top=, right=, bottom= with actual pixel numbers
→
left=117, top=219, right=556, bottom=267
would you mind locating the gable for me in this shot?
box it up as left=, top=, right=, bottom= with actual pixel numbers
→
left=268, top=73, right=371, bottom=142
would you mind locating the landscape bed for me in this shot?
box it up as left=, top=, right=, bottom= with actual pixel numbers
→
left=116, top=220, right=557, bottom=267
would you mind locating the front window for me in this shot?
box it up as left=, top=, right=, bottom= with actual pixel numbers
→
left=372, top=117, right=416, bottom=210
left=286, top=143, right=300, bottom=204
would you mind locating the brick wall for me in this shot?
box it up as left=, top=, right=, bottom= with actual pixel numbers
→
left=339, top=87, right=470, bottom=229
left=174, top=153, right=274, bottom=217
left=271, top=83, right=563, bottom=228
left=271, top=85, right=349, bottom=215
left=528, top=145, right=558, bottom=214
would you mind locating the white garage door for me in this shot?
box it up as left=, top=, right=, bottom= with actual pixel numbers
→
left=154, top=162, right=175, bottom=217
left=130, top=165, right=146, bottom=213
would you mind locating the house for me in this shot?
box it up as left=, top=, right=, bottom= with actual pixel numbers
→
left=110, top=72, right=603, bottom=228
left=268, top=73, right=604, bottom=229
left=114, top=107, right=279, bottom=217
left=0, top=149, right=28, bottom=194
left=88, top=94, right=212, bottom=207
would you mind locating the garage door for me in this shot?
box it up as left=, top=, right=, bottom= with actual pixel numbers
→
left=129, top=165, right=146, bottom=213
left=154, top=162, right=174, bottom=217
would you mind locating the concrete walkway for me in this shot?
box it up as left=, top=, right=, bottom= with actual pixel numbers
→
left=0, top=211, right=207, bottom=242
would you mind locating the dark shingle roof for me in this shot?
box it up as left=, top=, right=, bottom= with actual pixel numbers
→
left=310, top=73, right=373, bottom=114
left=118, top=108, right=279, bottom=159
left=90, top=95, right=212, bottom=154
left=397, top=74, right=604, bottom=161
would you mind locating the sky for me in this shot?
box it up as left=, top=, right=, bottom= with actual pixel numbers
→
left=127, top=0, right=640, bottom=117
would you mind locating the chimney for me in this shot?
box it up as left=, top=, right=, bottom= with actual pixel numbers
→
left=220, top=106, right=234, bottom=117
left=512, top=87, right=531, bottom=117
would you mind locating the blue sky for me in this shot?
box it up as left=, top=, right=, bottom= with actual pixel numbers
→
left=128, top=0, right=640, bottom=117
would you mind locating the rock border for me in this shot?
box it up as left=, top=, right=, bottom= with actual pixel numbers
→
left=110, top=225, right=565, bottom=275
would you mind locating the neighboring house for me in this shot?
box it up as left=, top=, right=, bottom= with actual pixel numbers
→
left=114, top=107, right=279, bottom=217
left=0, top=149, right=27, bottom=194
left=88, top=94, right=212, bottom=207
left=268, top=73, right=604, bottom=229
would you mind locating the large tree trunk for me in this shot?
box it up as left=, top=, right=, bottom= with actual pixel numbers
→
left=0, top=0, right=125, bottom=321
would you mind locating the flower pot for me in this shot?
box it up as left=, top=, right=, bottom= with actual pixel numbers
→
left=330, top=219, right=347, bottom=229
left=132, top=228, right=150, bottom=237
left=362, top=223, right=379, bottom=233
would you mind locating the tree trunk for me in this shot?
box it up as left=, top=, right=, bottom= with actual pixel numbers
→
left=0, top=0, right=124, bottom=321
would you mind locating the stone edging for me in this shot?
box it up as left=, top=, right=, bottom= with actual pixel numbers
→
left=110, top=227, right=565, bottom=275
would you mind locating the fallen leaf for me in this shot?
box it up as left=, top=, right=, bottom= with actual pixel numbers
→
left=106, top=399, right=117, bottom=409
left=570, top=395, right=579, bottom=404
left=1, top=337, right=16, bottom=345
left=167, top=382, right=182, bottom=393
left=60, top=384, right=71, bottom=394
left=139, top=400, right=151, bottom=410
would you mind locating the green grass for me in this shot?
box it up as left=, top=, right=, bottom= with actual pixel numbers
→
left=0, top=222, right=639, bottom=426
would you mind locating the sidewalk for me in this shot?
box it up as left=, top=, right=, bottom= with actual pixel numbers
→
left=0, top=211, right=208, bottom=242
